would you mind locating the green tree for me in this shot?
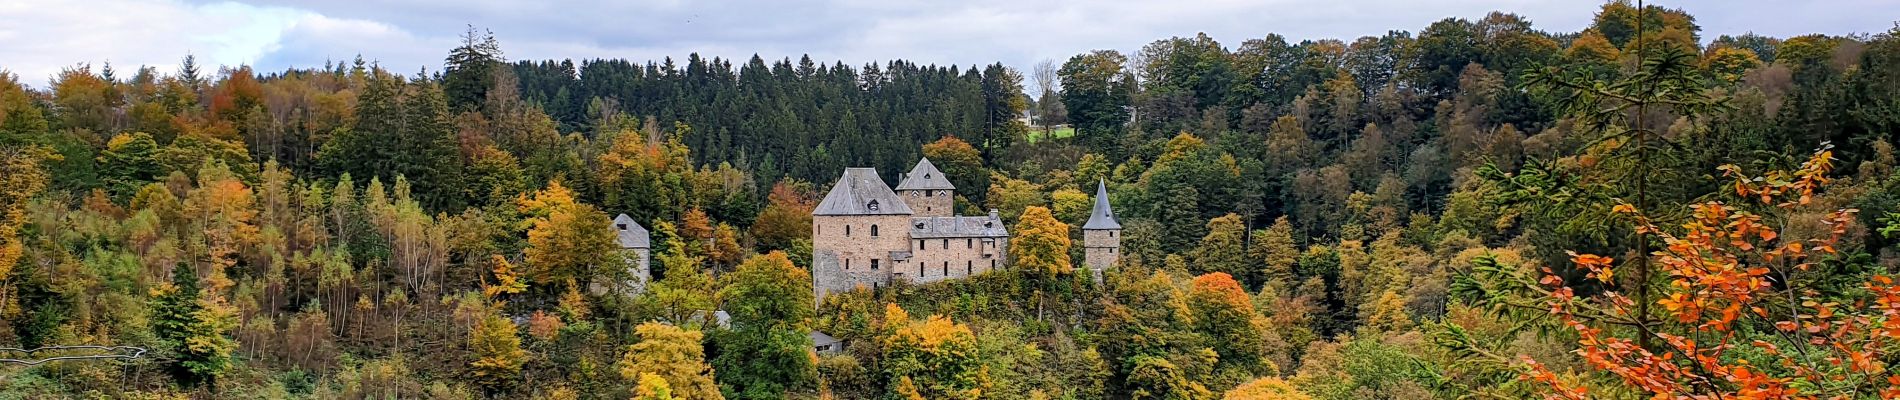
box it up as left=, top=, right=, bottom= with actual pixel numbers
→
left=153, top=264, right=239, bottom=387
left=444, top=26, right=505, bottom=111
left=713, top=251, right=818, bottom=399
left=98, top=132, right=162, bottom=198
left=1060, top=50, right=1133, bottom=148
left=1191, top=214, right=1248, bottom=279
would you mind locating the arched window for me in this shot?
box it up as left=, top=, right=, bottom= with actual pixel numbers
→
left=871, top=225, right=879, bottom=237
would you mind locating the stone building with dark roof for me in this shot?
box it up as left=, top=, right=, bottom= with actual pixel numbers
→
left=606, top=214, right=652, bottom=295
left=811, top=158, right=1056, bottom=301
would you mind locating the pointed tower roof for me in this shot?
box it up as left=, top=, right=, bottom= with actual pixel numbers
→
left=814, top=168, right=915, bottom=216
left=1083, top=180, right=1121, bottom=230
left=895, top=158, right=956, bottom=191
left=612, top=214, right=650, bottom=248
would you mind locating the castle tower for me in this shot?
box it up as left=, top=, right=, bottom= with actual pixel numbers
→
left=812, top=168, right=915, bottom=301
left=895, top=158, right=955, bottom=218
left=1082, top=180, right=1122, bottom=279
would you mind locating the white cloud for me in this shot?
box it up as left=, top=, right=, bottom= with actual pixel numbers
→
left=0, top=0, right=304, bottom=86
left=4, top=0, right=1896, bottom=88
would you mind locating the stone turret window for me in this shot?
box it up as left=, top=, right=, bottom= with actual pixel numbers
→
left=966, top=238, right=973, bottom=249
left=871, top=225, right=879, bottom=237
left=845, top=225, right=851, bottom=236
left=1110, top=231, right=1116, bottom=237
left=942, top=239, right=949, bottom=249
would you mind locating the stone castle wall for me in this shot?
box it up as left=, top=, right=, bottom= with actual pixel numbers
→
left=900, top=189, right=955, bottom=218
left=1083, top=229, right=1120, bottom=272
left=811, top=214, right=912, bottom=299
left=899, top=236, right=1006, bottom=284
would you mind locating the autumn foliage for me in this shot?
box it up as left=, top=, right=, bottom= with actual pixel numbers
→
left=1522, top=148, right=1900, bottom=398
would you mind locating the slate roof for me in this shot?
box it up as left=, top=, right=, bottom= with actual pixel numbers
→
left=810, top=331, right=844, bottom=347
left=814, top=168, right=915, bottom=216
left=910, top=213, right=1009, bottom=238
left=895, top=158, right=956, bottom=191
left=1083, top=180, right=1122, bottom=230
left=612, top=214, right=651, bottom=248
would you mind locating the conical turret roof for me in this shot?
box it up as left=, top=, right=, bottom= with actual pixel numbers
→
left=1083, top=180, right=1121, bottom=230
left=895, top=158, right=955, bottom=191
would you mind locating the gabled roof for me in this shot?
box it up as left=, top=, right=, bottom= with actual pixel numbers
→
left=810, top=331, right=843, bottom=346
left=895, top=158, right=956, bottom=191
left=613, top=214, right=651, bottom=248
left=814, top=168, right=915, bottom=216
left=1083, top=180, right=1121, bottom=230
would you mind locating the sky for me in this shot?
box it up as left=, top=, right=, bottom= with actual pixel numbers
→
left=2, top=0, right=1896, bottom=87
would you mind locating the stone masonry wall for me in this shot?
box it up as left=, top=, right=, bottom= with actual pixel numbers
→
left=899, top=189, right=955, bottom=218
left=812, top=214, right=913, bottom=300
left=1083, top=229, right=1120, bottom=273
left=898, top=236, right=1006, bottom=284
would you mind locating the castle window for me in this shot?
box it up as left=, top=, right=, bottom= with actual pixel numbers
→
left=942, top=262, right=948, bottom=276
left=925, top=190, right=934, bottom=197
left=871, top=259, right=880, bottom=270
left=918, top=264, right=924, bottom=277
left=1110, top=231, right=1116, bottom=238
left=966, top=260, right=972, bottom=275
left=871, top=225, right=879, bottom=237
left=845, top=225, right=851, bottom=236
left=966, top=238, right=973, bottom=249
left=990, top=259, right=996, bottom=269
left=867, top=200, right=880, bottom=211
left=942, top=239, right=949, bottom=249
left=845, top=259, right=850, bottom=270
left=617, top=223, right=627, bottom=230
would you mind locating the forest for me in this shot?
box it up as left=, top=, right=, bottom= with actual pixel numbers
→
left=3, top=1, right=1900, bottom=398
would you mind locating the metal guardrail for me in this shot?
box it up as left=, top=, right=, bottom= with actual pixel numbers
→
left=0, top=345, right=148, bottom=366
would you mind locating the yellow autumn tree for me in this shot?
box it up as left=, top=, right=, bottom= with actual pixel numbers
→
left=1223, top=377, right=1313, bottom=400
left=469, top=310, right=528, bottom=393
left=0, top=147, right=47, bottom=282
left=881, top=304, right=991, bottom=399
left=1010, top=206, right=1073, bottom=279
left=619, top=322, right=723, bottom=400
left=633, top=373, right=677, bottom=400
left=520, top=181, right=622, bottom=286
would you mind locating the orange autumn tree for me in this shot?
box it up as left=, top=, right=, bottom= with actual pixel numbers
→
left=1513, top=147, right=1900, bottom=398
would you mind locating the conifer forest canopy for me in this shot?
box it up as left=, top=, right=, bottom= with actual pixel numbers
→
left=4, top=1, right=1900, bottom=399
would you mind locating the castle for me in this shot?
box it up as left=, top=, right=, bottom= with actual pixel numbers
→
left=810, top=158, right=1122, bottom=301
